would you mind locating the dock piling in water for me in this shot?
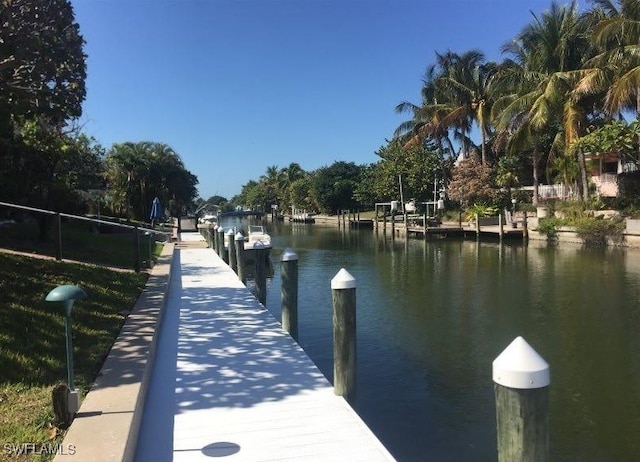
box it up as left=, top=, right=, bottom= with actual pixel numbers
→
left=254, top=243, right=268, bottom=306
left=331, top=268, right=357, bottom=402
left=280, top=248, right=299, bottom=341
left=225, top=229, right=234, bottom=265
left=493, top=336, right=550, bottom=462
left=234, top=232, right=246, bottom=283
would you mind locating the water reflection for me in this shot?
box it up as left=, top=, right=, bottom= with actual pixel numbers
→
left=222, top=218, right=640, bottom=461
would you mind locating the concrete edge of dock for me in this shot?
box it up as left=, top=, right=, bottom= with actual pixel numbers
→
left=54, top=243, right=175, bottom=462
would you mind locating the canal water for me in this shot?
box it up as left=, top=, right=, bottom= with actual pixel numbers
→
left=222, top=218, right=640, bottom=462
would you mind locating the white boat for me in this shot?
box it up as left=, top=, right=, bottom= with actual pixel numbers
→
left=244, top=225, right=272, bottom=249
left=199, top=213, right=218, bottom=224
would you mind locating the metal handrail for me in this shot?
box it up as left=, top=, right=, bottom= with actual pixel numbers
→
left=0, top=201, right=169, bottom=235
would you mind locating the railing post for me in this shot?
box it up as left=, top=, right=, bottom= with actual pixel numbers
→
left=281, top=248, right=299, bottom=341
left=55, top=212, right=62, bottom=261
left=133, top=225, right=140, bottom=273
left=234, top=232, right=246, bottom=283
left=331, top=268, right=356, bottom=402
left=493, top=336, right=550, bottom=462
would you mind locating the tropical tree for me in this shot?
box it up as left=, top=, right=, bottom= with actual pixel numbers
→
left=360, top=139, right=448, bottom=203
left=313, top=162, right=365, bottom=214
left=492, top=1, right=594, bottom=203
left=0, top=0, right=86, bottom=134
left=448, top=155, right=496, bottom=208
left=104, top=142, right=198, bottom=221
left=576, top=0, right=640, bottom=117
left=395, top=50, right=500, bottom=164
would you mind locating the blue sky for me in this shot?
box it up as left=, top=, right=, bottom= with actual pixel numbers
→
left=71, top=0, right=556, bottom=200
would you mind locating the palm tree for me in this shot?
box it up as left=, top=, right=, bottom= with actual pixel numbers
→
left=576, top=0, right=640, bottom=116
left=395, top=50, right=500, bottom=164
left=394, top=64, right=456, bottom=159
left=492, top=1, right=594, bottom=202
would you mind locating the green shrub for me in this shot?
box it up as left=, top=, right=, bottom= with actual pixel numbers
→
left=573, top=215, right=624, bottom=247
left=465, top=203, right=498, bottom=222
left=538, top=216, right=564, bottom=240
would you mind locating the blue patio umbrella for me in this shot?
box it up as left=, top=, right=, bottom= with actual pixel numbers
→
left=150, top=197, right=162, bottom=226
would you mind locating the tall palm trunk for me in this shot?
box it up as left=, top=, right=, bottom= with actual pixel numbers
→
left=577, top=150, right=589, bottom=201
left=532, top=150, right=541, bottom=206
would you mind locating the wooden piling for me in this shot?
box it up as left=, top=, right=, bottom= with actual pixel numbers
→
left=493, top=336, right=550, bottom=462
left=331, top=268, right=356, bottom=402
left=225, top=229, right=234, bottom=265
left=234, top=232, right=246, bottom=283
left=475, top=213, right=480, bottom=238
left=218, top=227, right=225, bottom=257
left=212, top=225, right=218, bottom=253
left=280, top=248, right=299, bottom=341
left=523, top=213, right=529, bottom=241
left=499, top=213, right=504, bottom=240
left=254, top=244, right=268, bottom=305
left=228, top=230, right=237, bottom=272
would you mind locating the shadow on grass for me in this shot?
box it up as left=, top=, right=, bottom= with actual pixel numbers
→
left=0, top=252, right=148, bottom=389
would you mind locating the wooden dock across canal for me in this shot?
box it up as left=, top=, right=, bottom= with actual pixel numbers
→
left=135, top=232, right=395, bottom=461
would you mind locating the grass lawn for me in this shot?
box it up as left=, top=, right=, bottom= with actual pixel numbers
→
left=0, top=253, right=148, bottom=462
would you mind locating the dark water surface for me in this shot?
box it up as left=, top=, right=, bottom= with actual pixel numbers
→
left=224, top=218, right=640, bottom=461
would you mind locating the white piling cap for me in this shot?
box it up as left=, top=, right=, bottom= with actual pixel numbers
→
left=218, top=227, right=225, bottom=233
left=226, top=229, right=234, bottom=235
left=235, top=232, right=244, bottom=240
left=493, top=336, right=550, bottom=389
left=331, top=268, right=356, bottom=289
left=281, top=248, right=298, bottom=261
left=214, top=224, right=219, bottom=230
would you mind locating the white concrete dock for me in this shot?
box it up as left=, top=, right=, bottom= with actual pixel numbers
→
left=135, top=232, right=395, bottom=461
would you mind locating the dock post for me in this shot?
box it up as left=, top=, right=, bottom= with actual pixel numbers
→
left=331, top=268, right=356, bottom=402
left=281, top=248, right=299, bottom=341
left=219, top=227, right=228, bottom=262
left=254, top=243, right=268, bottom=305
left=374, top=205, right=378, bottom=232
left=493, top=336, right=550, bottom=462
left=382, top=208, right=387, bottom=234
left=234, top=232, right=246, bottom=283
left=212, top=225, right=218, bottom=253
left=499, top=213, right=504, bottom=240
left=228, top=230, right=237, bottom=272
left=523, top=213, right=529, bottom=241
left=218, top=226, right=225, bottom=257
left=475, top=214, right=480, bottom=239
left=225, top=229, right=234, bottom=265
left=391, top=212, right=395, bottom=238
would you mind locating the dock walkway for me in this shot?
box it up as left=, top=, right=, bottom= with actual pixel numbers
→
left=135, top=232, right=395, bottom=461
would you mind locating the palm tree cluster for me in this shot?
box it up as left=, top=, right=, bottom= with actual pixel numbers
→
left=104, top=141, right=198, bottom=221
left=234, top=163, right=310, bottom=212
left=395, top=0, right=640, bottom=206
